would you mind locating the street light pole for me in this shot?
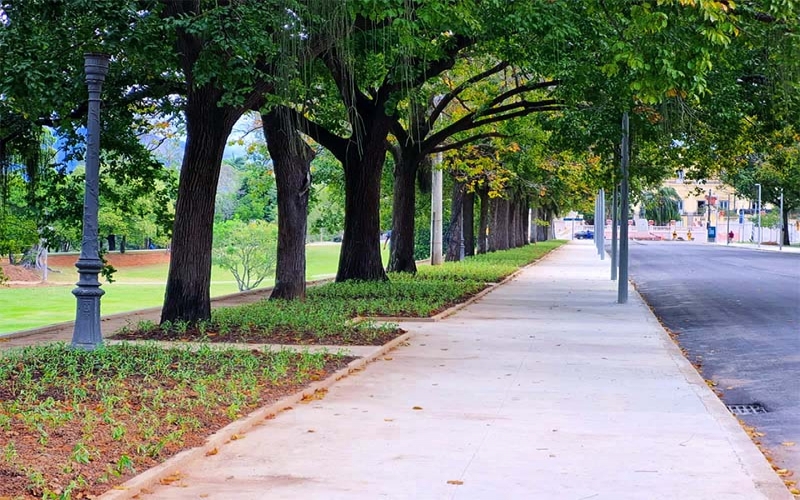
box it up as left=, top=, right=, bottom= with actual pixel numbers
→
left=726, top=194, right=731, bottom=245
left=755, top=183, right=762, bottom=249
left=779, top=188, right=784, bottom=251
left=618, top=112, right=630, bottom=304
left=72, top=53, right=109, bottom=350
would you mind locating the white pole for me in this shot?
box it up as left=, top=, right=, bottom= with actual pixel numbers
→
left=431, top=152, right=443, bottom=265
left=599, top=188, right=605, bottom=260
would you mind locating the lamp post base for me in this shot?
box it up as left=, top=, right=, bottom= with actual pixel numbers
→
left=71, top=257, right=105, bottom=350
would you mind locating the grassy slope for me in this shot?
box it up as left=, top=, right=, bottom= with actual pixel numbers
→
left=0, top=243, right=374, bottom=334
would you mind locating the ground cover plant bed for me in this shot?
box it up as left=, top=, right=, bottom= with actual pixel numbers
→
left=0, top=342, right=354, bottom=499
left=109, top=241, right=566, bottom=344
left=109, top=299, right=404, bottom=345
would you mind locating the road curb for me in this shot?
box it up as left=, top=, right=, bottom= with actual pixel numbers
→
left=98, top=331, right=413, bottom=500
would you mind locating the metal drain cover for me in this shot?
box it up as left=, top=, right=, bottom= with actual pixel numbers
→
left=727, top=404, right=768, bottom=415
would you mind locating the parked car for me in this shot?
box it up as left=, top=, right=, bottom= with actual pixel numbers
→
left=574, top=230, right=594, bottom=239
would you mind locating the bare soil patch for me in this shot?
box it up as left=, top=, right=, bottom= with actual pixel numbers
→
left=109, top=324, right=406, bottom=346
left=1, top=263, right=43, bottom=282
left=47, top=251, right=171, bottom=269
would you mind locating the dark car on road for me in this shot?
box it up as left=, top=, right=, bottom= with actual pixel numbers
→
left=574, top=229, right=594, bottom=239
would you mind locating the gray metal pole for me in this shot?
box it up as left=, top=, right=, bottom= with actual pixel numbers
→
left=72, top=53, right=109, bottom=350
left=726, top=194, right=731, bottom=245
left=779, top=188, right=784, bottom=250
left=756, top=183, right=762, bottom=249
left=618, top=112, right=630, bottom=304
left=611, top=184, right=618, bottom=280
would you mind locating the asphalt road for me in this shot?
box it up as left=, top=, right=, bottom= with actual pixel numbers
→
left=626, top=242, right=800, bottom=475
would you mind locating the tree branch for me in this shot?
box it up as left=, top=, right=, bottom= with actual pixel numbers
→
left=430, top=132, right=509, bottom=154
left=281, top=106, right=349, bottom=162
left=428, top=60, right=509, bottom=128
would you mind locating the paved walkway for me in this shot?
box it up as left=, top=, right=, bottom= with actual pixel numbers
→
left=138, top=242, right=791, bottom=499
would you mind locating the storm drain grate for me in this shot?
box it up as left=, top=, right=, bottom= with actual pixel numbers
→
left=726, top=403, right=768, bottom=415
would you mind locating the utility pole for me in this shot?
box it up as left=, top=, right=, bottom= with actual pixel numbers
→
left=726, top=194, right=731, bottom=245
left=755, top=183, right=762, bottom=249
left=72, top=53, right=109, bottom=350
left=618, top=112, right=630, bottom=304
left=779, top=188, right=784, bottom=251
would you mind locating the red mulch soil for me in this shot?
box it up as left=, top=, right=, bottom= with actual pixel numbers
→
left=109, top=325, right=406, bottom=346
left=0, top=263, right=42, bottom=282
left=47, top=250, right=171, bottom=269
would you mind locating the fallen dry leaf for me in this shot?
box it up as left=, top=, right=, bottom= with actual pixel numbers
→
left=384, top=357, right=393, bottom=360
left=205, top=447, right=218, bottom=456
left=789, top=488, right=799, bottom=496
left=384, top=418, right=394, bottom=422
left=301, top=388, right=329, bottom=403
left=307, top=429, right=315, bottom=433
left=447, top=480, right=464, bottom=485
left=159, top=473, right=183, bottom=485
left=230, top=434, right=243, bottom=441
left=412, top=406, right=423, bottom=410
left=783, top=442, right=796, bottom=447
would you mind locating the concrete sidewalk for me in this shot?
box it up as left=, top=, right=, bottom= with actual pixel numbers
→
left=136, top=241, right=790, bottom=500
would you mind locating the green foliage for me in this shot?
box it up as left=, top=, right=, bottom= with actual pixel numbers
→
left=640, top=186, right=682, bottom=225
left=212, top=220, right=278, bottom=291
left=0, top=212, right=38, bottom=257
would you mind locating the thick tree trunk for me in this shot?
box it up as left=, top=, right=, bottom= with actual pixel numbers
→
left=336, top=117, right=390, bottom=282
left=463, top=191, right=475, bottom=256
left=508, top=198, right=518, bottom=248
left=521, top=199, right=530, bottom=244
left=478, top=189, right=489, bottom=254
left=489, top=197, right=510, bottom=251
left=517, top=200, right=526, bottom=247
left=445, top=180, right=465, bottom=261
left=107, top=235, right=116, bottom=252
left=120, top=235, right=126, bottom=254
left=536, top=207, right=550, bottom=242
left=263, top=108, right=314, bottom=300
left=161, top=90, right=236, bottom=323
left=388, top=153, right=418, bottom=273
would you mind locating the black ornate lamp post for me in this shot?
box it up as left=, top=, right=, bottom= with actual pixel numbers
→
left=72, top=52, right=109, bottom=350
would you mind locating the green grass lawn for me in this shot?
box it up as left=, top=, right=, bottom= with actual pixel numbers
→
left=0, top=243, right=390, bottom=334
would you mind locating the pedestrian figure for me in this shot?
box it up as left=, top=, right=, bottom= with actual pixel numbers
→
left=728, top=230, right=734, bottom=243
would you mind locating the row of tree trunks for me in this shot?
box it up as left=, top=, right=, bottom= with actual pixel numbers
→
left=488, top=197, right=510, bottom=251
left=532, top=205, right=554, bottom=242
